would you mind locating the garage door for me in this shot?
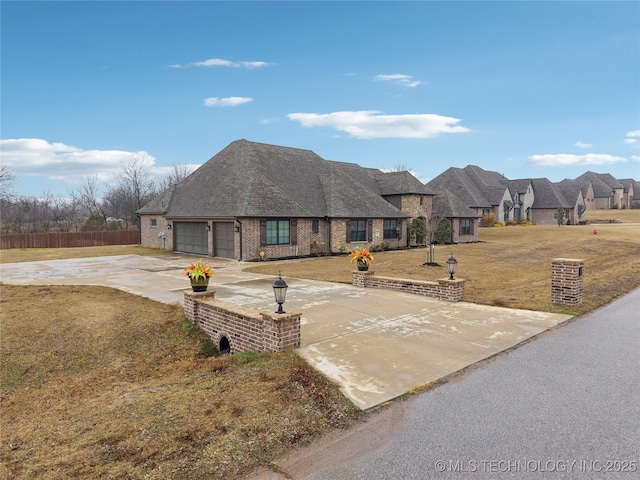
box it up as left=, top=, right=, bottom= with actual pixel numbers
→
left=174, top=222, right=208, bottom=255
left=214, top=222, right=235, bottom=259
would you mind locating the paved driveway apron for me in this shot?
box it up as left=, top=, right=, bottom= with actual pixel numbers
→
left=0, top=254, right=571, bottom=410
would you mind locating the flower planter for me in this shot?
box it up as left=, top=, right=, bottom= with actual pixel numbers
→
left=357, top=264, right=369, bottom=271
left=190, top=277, right=210, bottom=292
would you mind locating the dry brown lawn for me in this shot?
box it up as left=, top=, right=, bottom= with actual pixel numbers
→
left=0, top=244, right=165, bottom=264
left=0, top=285, right=361, bottom=479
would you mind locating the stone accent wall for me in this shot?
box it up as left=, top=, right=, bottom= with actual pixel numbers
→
left=551, top=258, right=584, bottom=306
left=401, top=195, right=433, bottom=246
left=352, top=270, right=465, bottom=302
left=184, top=291, right=301, bottom=353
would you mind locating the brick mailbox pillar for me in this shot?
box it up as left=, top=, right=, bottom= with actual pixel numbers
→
left=552, top=258, right=584, bottom=306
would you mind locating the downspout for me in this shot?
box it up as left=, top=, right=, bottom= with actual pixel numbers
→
left=325, top=216, right=331, bottom=254
left=136, top=213, right=141, bottom=245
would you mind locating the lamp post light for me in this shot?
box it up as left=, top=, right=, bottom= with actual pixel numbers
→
left=446, top=253, right=458, bottom=280
left=272, top=271, right=288, bottom=314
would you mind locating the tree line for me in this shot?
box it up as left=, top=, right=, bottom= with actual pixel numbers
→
left=0, top=158, right=193, bottom=234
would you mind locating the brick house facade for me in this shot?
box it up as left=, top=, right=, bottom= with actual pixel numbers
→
left=138, top=140, right=433, bottom=260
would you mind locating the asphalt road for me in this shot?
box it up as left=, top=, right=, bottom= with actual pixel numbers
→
left=257, top=288, right=640, bottom=480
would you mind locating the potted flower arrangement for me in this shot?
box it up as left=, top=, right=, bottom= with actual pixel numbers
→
left=184, top=259, right=214, bottom=292
left=349, top=248, right=374, bottom=271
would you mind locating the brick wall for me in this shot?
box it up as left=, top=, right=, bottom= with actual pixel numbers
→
left=184, top=290, right=301, bottom=353
left=352, top=270, right=464, bottom=302
left=551, top=258, right=584, bottom=306
left=139, top=214, right=173, bottom=251
left=331, top=218, right=409, bottom=253
left=241, top=218, right=330, bottom=261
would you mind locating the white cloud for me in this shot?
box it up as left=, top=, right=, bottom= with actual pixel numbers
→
left=0, top=138, right=155, bottom=185
left=374, top=74, right=422, bottom=88
left=631, top=155, right=640, bottom=162
left=204, top=97, right=253, bottom=107
left=575, top=140, right=592, bottom=149
left=287, top=110, right=469, bottom=139
left=624, top=130, right=640, bottom=145
left=527, top=153, right=627, bottom=167
left=170, top=58, right=274, bottom=69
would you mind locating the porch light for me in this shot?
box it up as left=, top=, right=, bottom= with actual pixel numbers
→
left=272, top=271, right=288, bottom=314
left=167, top=222, right=172, bottom=230
left=446, top=253, right=458, bottom=280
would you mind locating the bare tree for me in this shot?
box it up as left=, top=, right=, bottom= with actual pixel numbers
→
left=70, top=175, right=108, bottom=228
left=105, top=155, right=158, bottom=228
left=158, top=163, right=194, bottom=191
left=390, top=162, right=412, bottom=172
left=0, top=165, right=16, bottom=201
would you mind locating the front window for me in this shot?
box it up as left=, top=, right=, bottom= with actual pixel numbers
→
left=150, top=218, right=157, bottom=227
left=350, top=219, right=367, bottom=242
left=266, top=220, right=290, bottom=245
left=460, top=218, right=472, bottom=236
left=383, top=219, right=398, bottom=239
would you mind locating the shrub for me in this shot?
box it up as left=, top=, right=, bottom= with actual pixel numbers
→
left=519, top=220, right=533, bottom=226
left=493, top=222, right=505, bottom=227
left=480, top=212, right=496, bottom=227
left=506, top=219, right=517, bottom=226
left=434, top=218, right=453, bottom=244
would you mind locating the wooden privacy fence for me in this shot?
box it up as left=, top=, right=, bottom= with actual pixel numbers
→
left=0, top=230, right=140, bottom=250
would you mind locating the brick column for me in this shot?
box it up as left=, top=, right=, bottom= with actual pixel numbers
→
left=183, top=290, right=215, bottom=323
left=552, top=258, right=584, bottom=306
left=437, top=278, right=465, bottom=302
left=260, top=311, right=302, bottom=352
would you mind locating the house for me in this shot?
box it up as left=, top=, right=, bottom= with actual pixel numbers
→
left=574, top=172, right=624, bottom=210
left=137, top=140, right=434, bottom=260
left=430, top=187, right=481, bottom=243
left=427, top=165, right=586, bottom=226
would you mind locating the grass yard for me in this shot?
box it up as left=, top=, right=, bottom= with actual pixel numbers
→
left=0, top=285, right=362, bottom=479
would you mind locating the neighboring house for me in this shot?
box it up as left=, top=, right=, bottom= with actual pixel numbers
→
left=618, top=179, right=636, bottom=210
left=528, top=178, right=575, bottom=225
left=427, top=165, right=586, bottom=226
left=557, top=179, right=587, bottom=223
left=430, top=187, right=481, bottom=243
left=137, top=140, right=433, bottom=260
left=574, top=172, right=622, bottom=210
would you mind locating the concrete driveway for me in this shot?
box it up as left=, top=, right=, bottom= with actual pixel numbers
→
left=0, top=254, right=572, bottom=410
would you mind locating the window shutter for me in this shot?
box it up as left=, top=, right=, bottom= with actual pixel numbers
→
left=290, top=220, right=297, bottom=245
left=367, top=219, right=373, bottom=242
left=260, top=219, right=266, bottom=246
left=346, top=220, right=352, bottom=243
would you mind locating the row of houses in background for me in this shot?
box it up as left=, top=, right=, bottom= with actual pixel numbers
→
left=138, top=140, right=639, bottom=261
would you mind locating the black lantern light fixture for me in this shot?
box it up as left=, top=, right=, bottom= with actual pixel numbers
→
left=167, top=222, right=172, bottom=230
left=272, top=271, right=288, bottom=314
left=446, top=253, right=458, bottom=280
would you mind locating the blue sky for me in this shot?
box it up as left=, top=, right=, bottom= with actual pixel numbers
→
left=1, top=0, right=639, bottom=197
